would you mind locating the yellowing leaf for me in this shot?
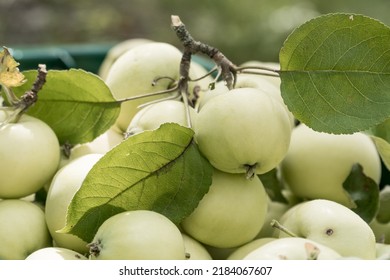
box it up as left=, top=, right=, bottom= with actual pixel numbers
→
left=0, top=47, right=26, bottom=88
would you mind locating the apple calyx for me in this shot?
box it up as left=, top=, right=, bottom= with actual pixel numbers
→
left=270, top=219, right=298, bottom=237
left=87, top=240, right=102, bottom=258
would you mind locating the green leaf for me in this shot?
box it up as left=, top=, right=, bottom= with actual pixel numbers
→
left=342, top=163, right=380, bottom=223
left=60, top=123, right=213, bottom=242
left=279, top=13, right=390, bottom=134
left=365, top=118, right=390, bottom=171
left=12, top=69, right=120, bottom=145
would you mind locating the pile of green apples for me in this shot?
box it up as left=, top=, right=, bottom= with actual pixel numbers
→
left=0, top=39, right=389, bottom=261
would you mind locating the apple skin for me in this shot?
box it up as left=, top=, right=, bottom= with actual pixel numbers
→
left=196, top=73, right=295, bottom=128
left=98, top=38, right=154, bottom=80
left=280, top=123, right=382, bottom=208
left=238, top=60, right=281, bottom=87
left=45, top=153, right=104, bottom=254
left=194, top=87, right=292, bottom=176
left=89, top=210, right=186, bottom=260
left=198, top=74, right=279, bottom=106
left=369, top=218, right=390, bottom=244
left=180, top=168, right=268, bottom=248
left=125, top=100, right=197, bottom=136
left=68, top=125, right=124, bottom=161
left=0, top=112, right=61, bottom=198
left=276, top=199, right=377, bottom=259
left=375, top=243, right=390, bottom=259
left=243, top=237, right=342, bottom=260
left=255, top=196, right=295, bottom=239
left=182, top=233, right=213, bottom=260
left=25, top=247, right=87, bottom=260
left=0, top=199, right=52, bottom=260
left=227, top=237, right=276, bottom=260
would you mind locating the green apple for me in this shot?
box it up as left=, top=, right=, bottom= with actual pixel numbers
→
left=45, top=153, right=103, bottom=254
left=88, top=210, right=186, bottom=260
left=376, top=185, right=390, bottom=224
left=68, top=125, right=124, bottom=161
left=105, top=42, right=208, bottom=132
left=238, top=60, right=281, bottom=87
left=125, top=100, right=197, bottom=137
left=105, top=42, right=183, bottom=131
left=98, top=38, right=154, bottom=80
left=182, top=233, right=212, bottom=260
left=280, top=123, right=382, bottom=207
left=227, top=237, right=276, bottom=260
left=369, top=218, right=390, bottom=244
left=0, top=199, right=52, bottom=260
left=275, top=199, right=377, bottom=259
left=243, top=237, right=342, bottom=260
left=0, top=111, right=61, bottom=198
left=369, top=186, right=390, bottom=244
left=375, top=243, right=390, bottom=259
left=197, top=74, right=278, bottom=107
left=194, top=87, right=292, bottom=177
left=196, top=73, right=295, bottom=128
left=25, top=247, right=87, bottom=260
left=180, top=168, right=268, bottom=248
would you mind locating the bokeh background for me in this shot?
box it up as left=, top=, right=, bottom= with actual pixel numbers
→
left=1, top=0, right=390, bottom=66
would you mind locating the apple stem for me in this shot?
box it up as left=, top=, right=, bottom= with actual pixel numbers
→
left=244, top=164, right=257, bottom=180
left=181, top=85, right=193, bottom=128
left=117, top=84, right=180, bottom=104
left=270, top=219, right=298, bottom=237
left=191, top=66, right=219, bottom=83
left=235, top=65, right=280, bottom=78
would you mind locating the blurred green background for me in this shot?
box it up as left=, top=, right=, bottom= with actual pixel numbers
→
left=1, top=0, right=390, bottom=69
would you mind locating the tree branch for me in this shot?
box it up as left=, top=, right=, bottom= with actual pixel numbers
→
left=171, top=15, right=237, bottom=90
left=17, top=64, right=47, bottom=114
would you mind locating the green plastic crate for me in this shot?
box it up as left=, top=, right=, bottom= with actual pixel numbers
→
left=8, top=43, right=215, bottom=74
left=9, top=43, right=115, bottom=73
